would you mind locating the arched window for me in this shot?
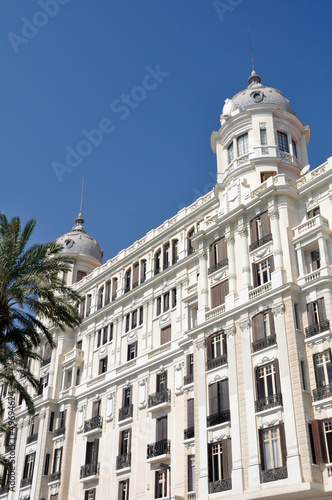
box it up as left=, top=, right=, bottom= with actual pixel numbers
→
left=97, top=287, right=104, bottom=310
left=187, top=228, right=195, bottom=256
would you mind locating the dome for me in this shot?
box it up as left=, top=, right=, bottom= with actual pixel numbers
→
left=222, top=71, right=294, bottom=115
left=56, top=214, right=103, bottom=263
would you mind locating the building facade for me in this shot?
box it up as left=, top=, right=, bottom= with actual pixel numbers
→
left=2, top=71, right=332, bottom=500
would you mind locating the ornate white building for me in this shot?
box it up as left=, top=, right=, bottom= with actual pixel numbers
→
left=2, top=70, right=332, bottom=500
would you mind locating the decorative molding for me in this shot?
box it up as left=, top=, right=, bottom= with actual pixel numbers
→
left=268, top=208, right=279, bottom=220
left=226, top=236, right=235, bottom=246
left=225, top=325, right=236, bottom=338
left=239, top=227, right=248, bottom=238
left=239, top=318, right=250, bottom=331
left=196, top=338, right=206, bottom=351
left=272, top=302, right=286, bottom=317
left=242, top=266, right=250, bottom=273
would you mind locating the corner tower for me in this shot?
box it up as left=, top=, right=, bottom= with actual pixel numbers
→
left=211, top=71, right=311, bottom=191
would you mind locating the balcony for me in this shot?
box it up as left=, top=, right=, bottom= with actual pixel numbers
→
left=147, top=439, right=170, bottom=460
left=206, top=354, right=227, bottom=371
left=208, top=478, right=232, bottom=493
left=207, top=410, right=230, bottom=427
left=293, top=214, right=329, bottom=240
left=20, top=476, right=33, bottom=488
left=313, top=382, right=332, bottom=402
left=119, top=404, right=133, bottom=422
left=148, top=389, right=171, bottom=409
left=80, top=462, right=99, bottom=480
left=305, top=320, right=330, bottom=339
left=84, top=415, right=103, bottom=433
left=187, top=493, right=196, bottom=500
left=49, top=471, right=61, bottom=483
left=184, top=374, right=194, bottom=385
left=26, top=433, right=38, bottom=444
left=251, top=334, right=277, bottom=353
left=208, top=259, right=229, bottom=275
left=54, top=426, right=66, bottom=437
left=255, top=393, right=283, bottom=412
left=260, top=466, right=288, bottom=483
left=116, top=452, right=131, bottom=470
left=184, top=427, right=195, bottom=440
left=249, top=233, right=272, bottom=252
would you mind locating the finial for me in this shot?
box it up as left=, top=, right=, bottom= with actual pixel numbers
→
left=72, top=178, right=86, bottom=232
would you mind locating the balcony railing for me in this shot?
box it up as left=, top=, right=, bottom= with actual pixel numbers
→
left=208, top=478, right=232, bottom=493
left=260, top=466, right=288, bottom=483
left=148, top=389, right=171, bottom=408
left=119, top=404, right=133, bottom=421
left=206, top=354, right=227, bottom=371
left=249, top=233, right=272, bottom=252
left=20, top=476, right=33, bottom=488
left=251, top=334, right=277, bottom=352
left=80, top=462, right=99, bottom=479
left=187, top=493, right=196, bottom=500
left=207, top=410, right=230, bottom=427
left=0, top=484, right=10, bottom=495
left=313, top=382, right=332, bottom=402
left=26, top=433, right=38, bottom=444
left=84, top=415, right=103, bottom=433
left=49, top=471, right=61, bottom=482
left=305, top=320, right=330, bottom=339
left=116, top=452, right=131, bottom=470
left=54, top=426, right=66, bottom=437
left=208, top=258, right=229, bottom=275
left=147, top=439, right=170, bottom=459
left=184, top=374, right=194, bottom=385
left=184, top=427, right=195, bottom=439
left=255, top=393, right=283, bottom=412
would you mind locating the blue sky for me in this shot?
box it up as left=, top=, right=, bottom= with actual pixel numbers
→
left=1, top=0, right=332, bottom=260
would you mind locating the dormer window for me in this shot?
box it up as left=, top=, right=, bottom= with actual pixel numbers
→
left=277, top=132, right=289, bottom=153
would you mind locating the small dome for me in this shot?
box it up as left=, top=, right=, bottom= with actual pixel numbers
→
left=56, top=214, right=103, bottom=263
left=222, top=71, right=294, bottom=115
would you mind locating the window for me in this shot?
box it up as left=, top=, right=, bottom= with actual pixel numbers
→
left=154, top=250, right=161, bottom=275
left=49, top=411, right=55, bottom=432
left=294, top=303, right=302, bottom=330
left=58, top=410, right=67, bottom=430
left=99, top=356, right=108, bottom=374
left=156, top=297, right=162, bottom=316
left=43, top=453, right=50, bottom=476
left=118, top=479, right=129, bottom=500
left=251, top=310, right=276, bottom=351
left=160, top=325, right=171, bottom=345
left=163, top=243, right=170, bottom=270
left=156, top=415, right=168, bottom=441
left=97, top=286, right=104, bottom=310
left=105, top=280, right=111, bottom=304
left=188, top=455, right=195, bottom=492
left=307, top=206, right=320, bottom=219
left=208, top=439, right=232, bottom=483
left=314, top=350, right=332, bottom=388
left=127, top=342, right=137, bottom=361
left=301, top=360, right=309, bottom=391
left=206, top=332, right=227, bottom=365
left=307, top=298, right=326, bottom=327
left=186, top=353, right=194, bottom=382
left=255, top=360, right=281, bottom=411
left=157, top=372, right=167, bottom=392
left=29, top=415, right=39, bottom=437
left=52, top=447, right=62, bottom=474
left=228, top=141, right=234, bottom=163
left=259, top=425, right=286, bottom=472
left=208, top=380, right=230, bottom=422
left=125, top=269, right=131, bottom=293
left=164, top=292, right=170, bottom=311
left=210, top=280, right=229, bottom=309
left=133, top=262, right=139, bottom=288
left=249, top=211, right=271, bottom=249
left=85, top=490, right=96, bottom=500
left=140, top=259, right=147, bottom=283
left=172, top=239, right=178, bottom=264
left=260, top=128, right=267, bottom=145
left=186, top=398, right=194, bottom=438
left=112, top=278, right=118, bottom=300
left=77, top=270, right=86, bottom=282
left=292, top=139, right=297, bottom=158
left=85, top=439, right=99, bottom=465
left=132, top=309, right=137, bottom=329
left=253, top=257, right=274, bottom=287
left=155, top=469, right=167, bottom=498
left=119, top=429, right=131, bottom=455
left=187, top=228, right=195, bottom=256
left=109, top=323, right=113, bottom=342
left=125, top=314, right=130, bottom=333
left=79, top=298, right=85, bottom=318
left=260, top=171, right=276, bottom=182
left=139, top=306, right=143, bottom=326
left=237, top=133, right=249, bottom=156
left=22, top=452, right=36, bottom=479
left=172, top=288, right=177, bottom=308
left=123, top=387, right=132, bottom=407
left=209, top=237, right=227, bottom=273
left=311, top=250, right=320, bottom=271
left=103, top=325, right=108, bottom=344
left=40, top=374, right=49, bottom=392
left=92, top=400, right=101, bottom=417
left=277, top=131, right=289, bottom=152
left=86, top=294, right=92, bottom=316
left=43, top=342, right=52, bottom=364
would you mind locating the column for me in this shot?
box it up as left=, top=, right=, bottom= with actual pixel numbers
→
left=269, top=208, right=285, bottom=287
left=196, top=338, right=208, bottom=500
left=225, top=235, right=237, bottom=309
left=300, top=132, right=309, bottom=167
left=239, top=227, right=251, bottom=302
left=295, top=245, right=305, bottom=277
left=197, top=250, right=208, bottom=324
left=318, top=236, right=328, bottom=268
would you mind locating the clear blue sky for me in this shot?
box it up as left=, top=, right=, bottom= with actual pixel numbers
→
left=1, top=0, right=332, bottom=260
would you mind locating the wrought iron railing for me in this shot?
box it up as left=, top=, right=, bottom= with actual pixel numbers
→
left=26, top=433, right=38, bottom=444
left=187, top=493, right=196, bottom=500
left=84, top=415, right=103, bottom=433
left=147, top=439, right=170, bottom=458
left=54, top=427, right=66, bottom=437
left=20, top=476, right=33, bottom=488
left=313, top=382, right=332, bottom=401
left=251, top=334, right=277, bottom=352
left=207, top=410, right=231, bottom=427
left=255, top=393, right=283, bottom=412
left=305, top=320, right=330, bottom=339
left=260, top=466, right=287, bottom=483
left=49, top=471, right=61, bottom=482
left=80, top=462, right=99, bottom=479
left=119, top=404, right=133, bottom=421
left=208, top=478, right=232, bottom=493
left=184, top=374, right=194, bottom=385
left=148, top=389, right=171, bottom=408
left=206, top=354, right=227, bottom=371
left=208, top=259, right=229, bottom=275
left=184, top=427, right=195, bottom=439
left=249, top=233, right=272, bottom=252
left=116, top=453, right=131, bottom=470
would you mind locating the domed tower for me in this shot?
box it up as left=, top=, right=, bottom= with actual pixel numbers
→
left=210, top=71, right=311, bottom=190
left=56, top=213, right=103, bottom=285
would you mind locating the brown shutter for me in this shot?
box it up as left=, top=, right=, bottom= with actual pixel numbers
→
left=261, top=211, right=271, bottom=236
left=279, top=423, right=287, bottom=466
left=209, top=243, right=216, bottom=267
left=274, top=359, right=281, bottom=394
left=269, top=309, right=275, bottom=335
left=208, top=443, right=213, bottom=482
left=269, top=255, right=275, bottom=273
left=307, top=302, right=315, bottom=326
left=211, top=284, right=220, bottom=309
left=133, top=263, right=139, bottom=284
left=209, top=383, right=218, bottom=415
left=93, top=439, right=99, bottom=462
left=85, top=442, right=92, bottom=464
left=156, top=416, right=167, bottom=441
left=186, top=354, right=191, bottom=376
left=311, top=419, right=328, bottom=464
left=250, top=217, right=256, bottom=244
left=206, top=336, right=212, bottom=361
left=259, top=429, right=265, bottom=470
left=252, top=312, right=264, bottom=341
left=161, top=325, right=171, bottom=345
left=317, top=298, right=326, bottom=321
left=223, top=438, right=232, bottom=479
left=255, top=367, right=262, bottom=399
left=252, top=263, right=258, bottom=288
left=187, top=398, right=194, bottom=428
left=220, top=379, right=230, bottom=412
left=220, top=237, right=227, bottom=262
left=93, top=400, right=100, bottom=417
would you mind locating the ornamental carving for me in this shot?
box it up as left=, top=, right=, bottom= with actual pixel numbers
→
left=268, top=208, right=279, bottom=220
left=239, top=318, right=250, bottom=331
left=225, top=325, right=236, bottom=338
left=272, top=302, right=286, bottom=317
left=196, top=338, right=206, bottom=351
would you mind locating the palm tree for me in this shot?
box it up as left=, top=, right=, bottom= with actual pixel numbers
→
left=0, top=213, right=81, bottom=468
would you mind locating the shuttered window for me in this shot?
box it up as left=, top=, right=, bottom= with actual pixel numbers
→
left=256, top=360, right=281, bottom=399
left=208, top=439, right=232, bottom=482
left=259, top=424, right=286, bottom=470
left=211, top=280, right=229, bottom=309
left=307, top=298, right=326, bottom=326
left=160, top=325, right=171, bottom=345
left=85, top=439, right=99, bottom=465
left=252, top=256, right=274, bottom=288
left=250, top=211, right=271, bottom=245
left=208, top=380, right=229, bottom=416
left=187, top=398, right=194, bottom=428
left=209, top=237, right=227, bottom=270
left=156, top=416, right=167, bottom=441
left=252, top=310, right=275, bottom=342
